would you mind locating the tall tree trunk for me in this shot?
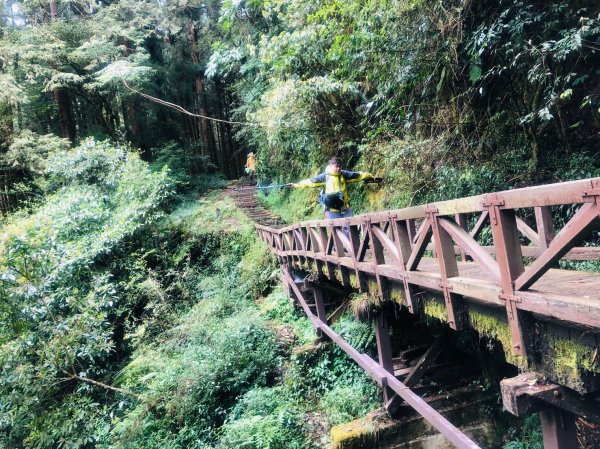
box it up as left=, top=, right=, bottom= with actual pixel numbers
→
left=126, top=96, right=150, bottom=158
left=54, top=89, right=76, bottom=141
left=0, top=170, right=9, bottom=216
left=215, top=80, right=238, bottom=178
left=50, top=0, right=76, bottom=141
left=190, top=23, right=217, bottom=172
left=195, top=74, right=217, bottom=170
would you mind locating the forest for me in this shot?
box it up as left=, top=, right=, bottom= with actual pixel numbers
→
left=0, top=0, right=599, bottom=447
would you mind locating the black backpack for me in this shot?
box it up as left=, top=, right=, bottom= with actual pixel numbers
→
left=319, top=191, right=344, bottom=210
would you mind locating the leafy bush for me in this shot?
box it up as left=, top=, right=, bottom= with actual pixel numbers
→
left=0, top=138, right=173, bottom=448
left=504, top=414, right=543, bottom=449
left=216, top=387, right=308, bottom=449
left=319, top=383, right=379, bottom=426
left=3, top=130, right=71, bottom=176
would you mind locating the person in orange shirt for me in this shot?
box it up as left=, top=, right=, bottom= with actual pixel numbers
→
left=245, top=152, right=257, bottom=180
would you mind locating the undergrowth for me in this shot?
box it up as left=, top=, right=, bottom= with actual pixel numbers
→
left=106, top=193, right=382, bottom=448
left=0, top=140, right=383, bottom=449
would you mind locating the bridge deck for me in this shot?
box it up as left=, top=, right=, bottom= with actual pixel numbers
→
left=418, top=258, right=599, bottom=320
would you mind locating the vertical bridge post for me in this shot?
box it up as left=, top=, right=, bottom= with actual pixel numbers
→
left=539, top=407, right=577, bottom=449
left=484, top=194, right=528, bottom=357
left=375, top=312, right=401, bottom=415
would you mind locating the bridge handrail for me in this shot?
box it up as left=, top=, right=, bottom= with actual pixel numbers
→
left=254, top=178, right=600, bottom=449
left=257, top=177, right=600, bottom=231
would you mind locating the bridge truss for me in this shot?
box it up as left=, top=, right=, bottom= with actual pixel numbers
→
left=256, top=177, right=600, bottom=448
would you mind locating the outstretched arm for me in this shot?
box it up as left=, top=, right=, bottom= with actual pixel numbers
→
left=342, top=170, right=375, bottom=184
left=291, top=172, right=327, bottom=188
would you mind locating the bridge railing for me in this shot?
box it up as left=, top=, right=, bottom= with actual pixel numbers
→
left=256, top=177, right=600, bottom=358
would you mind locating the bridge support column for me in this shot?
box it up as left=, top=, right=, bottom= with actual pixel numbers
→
left=539, top=407, right=577, bottom=449
left=375, top=313, right=401, bottom=415
left=313, top=285, right=328, bottom=339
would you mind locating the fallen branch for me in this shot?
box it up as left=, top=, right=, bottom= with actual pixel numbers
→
left=66, top=374, right=143, bottom=401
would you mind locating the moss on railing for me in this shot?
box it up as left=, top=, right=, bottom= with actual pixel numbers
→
left=468, top=309, right=527, bottom=369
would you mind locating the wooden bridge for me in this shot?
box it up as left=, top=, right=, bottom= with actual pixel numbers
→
left=255, top=177, right=600, bottom=449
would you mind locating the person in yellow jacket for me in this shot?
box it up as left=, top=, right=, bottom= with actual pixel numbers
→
left=291, top=156, right=376, bottom=220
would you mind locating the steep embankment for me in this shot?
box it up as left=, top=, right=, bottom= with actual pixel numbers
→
left=104, top=189, right=383, bottom=449
left=0, top=144, right=382, bottom=449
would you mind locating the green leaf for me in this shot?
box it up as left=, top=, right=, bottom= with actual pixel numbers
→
left=436, top=67, right=446, bottom=93
left=469, top=65, right=482, bottom=83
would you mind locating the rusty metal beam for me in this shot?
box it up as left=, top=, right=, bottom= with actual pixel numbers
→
left=438, top=217, right=501, bottom=283
left=406, top=218, right=433, bottom=271
left=371, top=224, right=401, bottom=265
left=281, top=267, right=482, bottom=449
left=375, top=313, right=401, bottom=414
left=535, top=206, right=555, bottom=249
left=516, top=216, right=541, bottom=246
left=469, top=211, right=489, bottom=240
left=404, top=328, right=450, bottom=388
left=313, top=285, right=327, bottom=338
left=540, top=407, right=578, bottom=449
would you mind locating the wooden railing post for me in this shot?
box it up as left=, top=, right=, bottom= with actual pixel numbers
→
left=428, top=206, right=465, bottom=330
left=348, top=222, right=368, bottom=291
left=391, top=216, right=420, bottom=313
left=455, top=213, right=470, bottom=262
left=366, top=219, right=386, bottom=299
left=406, top=219, right=417, bottom=247
left=330, top=222, right=351, bottom=286
left=534, top=206, right=555, bottom=249
left=484, top=194, right=528, bottom=357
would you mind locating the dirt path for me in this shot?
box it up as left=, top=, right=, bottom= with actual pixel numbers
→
left=227, top=182, right=284, bottom=227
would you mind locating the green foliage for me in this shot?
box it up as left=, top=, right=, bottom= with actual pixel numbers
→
left=3, top=130, right=70, bottom=175
left=111, top=297, right=282, bottom=448
left=258, top=187, right=322, bottom=223
left=209, top=0, right=600, bottom=211
left=0, top=138, right=173, bottom=448
left=216, top=387, right=307, bottom=449
left=319, top=382, right=379, bottom=427
left=504, top=415, right=543, bottom=449
left=287, top=314, right=378, bottom=401
left=252, top=76, right=361, bottom=180
left=260, top=288, right=318, bottom=345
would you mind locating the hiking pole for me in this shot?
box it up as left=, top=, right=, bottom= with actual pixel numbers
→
left=256, top=183, right=294, bottom=190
